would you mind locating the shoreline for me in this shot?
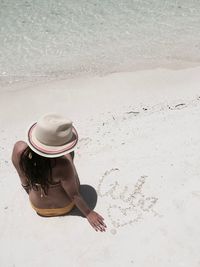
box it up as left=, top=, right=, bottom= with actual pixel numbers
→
left=1, top=60, right=200, bottom=92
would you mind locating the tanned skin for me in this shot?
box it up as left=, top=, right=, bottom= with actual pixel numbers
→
left=12, top=141, right=106, bottom=232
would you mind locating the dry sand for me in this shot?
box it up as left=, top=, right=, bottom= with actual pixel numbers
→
left=0, top=67, right=200, bottom=267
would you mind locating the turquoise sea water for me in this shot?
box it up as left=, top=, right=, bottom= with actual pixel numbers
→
left=0, top=0, right=200, bottom=85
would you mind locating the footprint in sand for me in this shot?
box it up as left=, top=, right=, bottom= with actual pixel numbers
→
left=125, top=111, right=140, bottom=116
left=122, top=111, right=140, bottom=121
left=169, top=103, right=187, bottom=110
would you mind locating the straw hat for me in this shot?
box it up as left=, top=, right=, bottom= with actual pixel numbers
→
left=27, top=113, right=78, bottom=158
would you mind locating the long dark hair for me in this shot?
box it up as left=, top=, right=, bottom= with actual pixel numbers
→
left=20, top=147, right=54, bottom=194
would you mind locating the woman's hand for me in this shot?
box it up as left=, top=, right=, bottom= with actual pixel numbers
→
left=86, top=211, right=107, bottom=232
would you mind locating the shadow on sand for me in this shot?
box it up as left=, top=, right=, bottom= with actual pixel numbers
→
left=68, top=184, right=98, bottom=217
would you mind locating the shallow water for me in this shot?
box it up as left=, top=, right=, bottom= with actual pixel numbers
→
left=0, top=0, right=200, bottom=85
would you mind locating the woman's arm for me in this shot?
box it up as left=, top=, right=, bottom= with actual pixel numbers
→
left=60, top=162, right=106, bottom=232
left=11, top=141, right=30, bottom=194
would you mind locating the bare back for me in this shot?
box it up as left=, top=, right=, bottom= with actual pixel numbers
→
left=12, top=141, right=80, bottom=209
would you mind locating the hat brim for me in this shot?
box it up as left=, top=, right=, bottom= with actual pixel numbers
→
left=27, top=123, right=78, bottom=158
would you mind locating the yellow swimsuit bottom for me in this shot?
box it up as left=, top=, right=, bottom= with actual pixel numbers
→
left=30, top=201, right=75, bottom=217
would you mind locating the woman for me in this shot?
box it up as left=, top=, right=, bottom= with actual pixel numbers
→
left=12, top=113, right=106, bottom=232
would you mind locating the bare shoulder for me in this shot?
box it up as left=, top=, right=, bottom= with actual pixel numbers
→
left=12, top=141, right=28, bottom=164
left=13, top=140, right=28, bottom=154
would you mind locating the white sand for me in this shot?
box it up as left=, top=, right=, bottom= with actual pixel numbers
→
left=1, top=67, right=200, bottom=267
